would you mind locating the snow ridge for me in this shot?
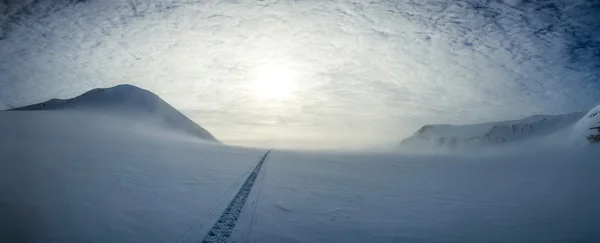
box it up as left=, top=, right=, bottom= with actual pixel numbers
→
left=10, top=84, right=219, bottom=142
left=569, top=105, right=600, bottom=146
left=202, top=150, right=270, bottom=243
left=400, top=111, right=588, bottom=150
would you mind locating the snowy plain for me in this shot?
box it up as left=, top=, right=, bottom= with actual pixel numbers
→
left=1, top=85, right=600, bottom=242
left=0, top=110, right=267, bottom=242
left=231, top=148, right=600, bottom=243
left=2, top=110, right=599, bottom=242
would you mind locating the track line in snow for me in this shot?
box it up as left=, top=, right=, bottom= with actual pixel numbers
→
left=200, top=150, right=271, bottom=243
left=242, top=155, right=266, bottom=243
left=177, top=168, right=250, bottom=243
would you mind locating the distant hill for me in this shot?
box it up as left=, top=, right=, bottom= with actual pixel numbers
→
left=400, top=105, right=600, bottom=150
left=10, top=84, right=219, bottom=142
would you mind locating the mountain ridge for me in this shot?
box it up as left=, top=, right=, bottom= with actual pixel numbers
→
left=400, top=107, right=600, bottom=150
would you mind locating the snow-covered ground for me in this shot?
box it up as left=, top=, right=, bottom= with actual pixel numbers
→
left=1, top=86, right=599, bottom=242
left=230, top=149, right=600, bottom=243
left=0, top=109, right=267, bottom=242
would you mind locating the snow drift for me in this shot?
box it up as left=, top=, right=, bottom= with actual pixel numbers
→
left=10, top=84, right=219, bottom=142
left=400, top=105, right=600, bottom=150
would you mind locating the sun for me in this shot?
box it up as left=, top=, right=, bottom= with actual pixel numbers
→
left=252, top=63, right=296, bottom=99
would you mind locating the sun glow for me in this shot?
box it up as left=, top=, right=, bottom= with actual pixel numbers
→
left=252, top=63, right=297, bottom=99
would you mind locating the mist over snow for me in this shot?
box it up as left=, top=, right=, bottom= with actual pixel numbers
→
left=2, top=2, right=600, bottom=241
left=10, top=84, right=220, bottom=142
left=1, top=0, right=599, bottom=148
left=1, top=105, right=599, bottom=242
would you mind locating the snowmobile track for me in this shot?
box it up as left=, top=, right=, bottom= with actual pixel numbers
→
left=200, top=150, right=271, bottom=243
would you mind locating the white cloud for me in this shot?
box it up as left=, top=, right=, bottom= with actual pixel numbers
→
left=0, top=0, right=598, bottom=148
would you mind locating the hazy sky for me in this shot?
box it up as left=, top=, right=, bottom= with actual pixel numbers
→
left=1, top=0, right=599, bottom=148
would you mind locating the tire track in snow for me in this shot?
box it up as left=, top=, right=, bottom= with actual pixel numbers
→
left=201, top=150, right=271, bottom=243
left=177, top=167, right=250, bottom=243
left=242, top=156, right=266, bottom=243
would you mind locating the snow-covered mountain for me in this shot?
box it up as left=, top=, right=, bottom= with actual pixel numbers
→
left=569, top=105, right=600, bottom=146
left=10, top=84, right=219, bottom=142
left=400, top=105, right=600, bottom=150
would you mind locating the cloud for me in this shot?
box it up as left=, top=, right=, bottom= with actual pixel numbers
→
left=0, top=0, right=599, bottom=148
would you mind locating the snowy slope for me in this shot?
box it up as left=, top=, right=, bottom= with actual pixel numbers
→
left=569, top=105, right=600, bottom=146
left=11, top=84, right=219, bottom=142
left=400, top=110, right=591, bottom=150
